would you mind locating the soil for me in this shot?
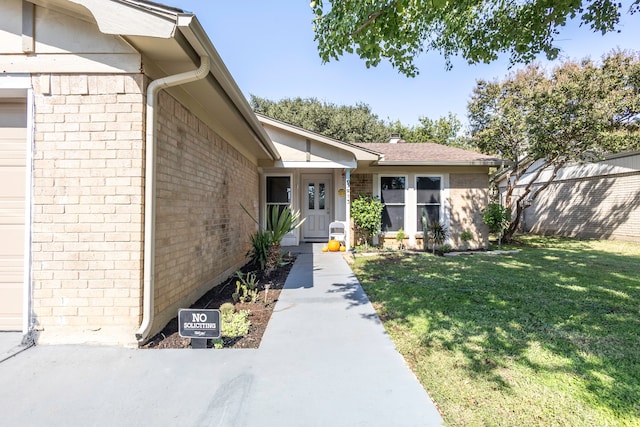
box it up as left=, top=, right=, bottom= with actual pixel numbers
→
left=140, top=254, right=296, bottom=349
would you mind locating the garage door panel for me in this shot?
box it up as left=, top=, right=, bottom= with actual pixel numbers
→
left=0, top=100, right=27, bottom=331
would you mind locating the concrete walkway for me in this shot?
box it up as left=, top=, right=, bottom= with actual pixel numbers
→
left=0, top=244, right=443, bottom=427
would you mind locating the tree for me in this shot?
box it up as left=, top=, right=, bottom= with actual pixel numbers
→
left=250, top=95, right=389, bottom=142
left=311, top=0, right=639, bottom=77
left=469, top=51, right=640, bottom=241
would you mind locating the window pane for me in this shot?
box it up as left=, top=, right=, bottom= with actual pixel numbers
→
left=382, top=205, right=404, bottom=232
left=308, top=183, right=315, bottom=210
left=267, top=177, right=290, bottom=203
left=417, top=177, right=441, bottom=204
left=381, top=176, right=405, bottom=203
left=319, top=183, right=325, bottom=210
left=417, top=206, right=440, bottom=232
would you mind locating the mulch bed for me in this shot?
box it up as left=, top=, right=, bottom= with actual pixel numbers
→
left=140, top=254, right=296, bottom=349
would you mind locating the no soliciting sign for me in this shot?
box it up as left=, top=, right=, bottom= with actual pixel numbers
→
left=178, top=309, right=221, bottom=339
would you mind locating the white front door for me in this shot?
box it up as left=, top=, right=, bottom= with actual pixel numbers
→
left=302, top=175, right=332, bottom=241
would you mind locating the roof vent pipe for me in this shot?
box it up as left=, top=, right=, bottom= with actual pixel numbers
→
left=136, top=55, right=211, bottom=344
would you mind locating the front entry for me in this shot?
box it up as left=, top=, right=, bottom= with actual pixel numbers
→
left=302, top=174, right=332, bottom=241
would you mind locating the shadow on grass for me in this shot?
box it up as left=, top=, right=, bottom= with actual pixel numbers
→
left=353, top=246, right=640, bottom=420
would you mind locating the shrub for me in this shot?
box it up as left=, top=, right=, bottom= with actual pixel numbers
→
left=351, top=195, right=384, bottom=247
left=482, top=203, right=511, bottom=249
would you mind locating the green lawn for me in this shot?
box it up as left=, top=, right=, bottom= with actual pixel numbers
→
left=351, top=236, right=640, bottom=426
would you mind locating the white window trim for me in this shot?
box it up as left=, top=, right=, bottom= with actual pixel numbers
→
left=378, top=174, right=408, bottom=235
left=415, top=174, right=444, bottom=236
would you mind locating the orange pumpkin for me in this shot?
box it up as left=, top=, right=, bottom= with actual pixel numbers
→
left=328, top=239, right=341, bottom=252
left=321, top=246, right=329, bottom=252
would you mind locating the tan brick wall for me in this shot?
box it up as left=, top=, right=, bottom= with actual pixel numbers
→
left=31, top=74, right=145, bottom=346
left=350, top=173, right=373, bottom=201
left=151, top=92, right=259, bottom=336
left=522, top=172, right=640, bottom=241
left=449, top=173, right=490, bottom=249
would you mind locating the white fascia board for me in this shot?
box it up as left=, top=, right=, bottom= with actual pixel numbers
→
left=69, top=0, right=178, bottom=38
left=277, top=160, right=357, bottom=169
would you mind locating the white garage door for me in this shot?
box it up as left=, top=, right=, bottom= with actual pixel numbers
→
left=0, top=100, right=27, bottom=331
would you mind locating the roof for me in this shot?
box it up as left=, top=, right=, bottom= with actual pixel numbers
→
left=353, top=142, right=504, bottom=166
left=256, top=114, right=380, bottom=162
left=29, top=0, right=278, bottom=161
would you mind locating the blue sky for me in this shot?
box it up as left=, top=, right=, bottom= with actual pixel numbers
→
left=168, top=1, right=639, bottom=128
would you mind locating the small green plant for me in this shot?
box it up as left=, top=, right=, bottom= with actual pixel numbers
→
left=221, top=309, right=250, bottom=338
left=460, top=230, right=473, bottom=250
left=351, top=194, right=384, bottom=248
left=219, top=302, right=235, bottom=316
left=395, top=228, right=406, bottom=250
left=212, top=309, right=252, bottom=348
left=427, top=220, right=448, bottom=255
left=440, top=244, right=452, bottom=253
left=482, top=203, right=511, bottom=250
left=247, top=230, right=271, bottom=270
left=241, top=203, right=305, bottom=276
left=232, top=271, right=259, bottom=303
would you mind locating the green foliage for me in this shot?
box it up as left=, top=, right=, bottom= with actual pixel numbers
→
left=233, top=271, right=259, bottom=303
left=241, top=203, right=304, bottom=274
left=351, top=194, right=384, bottom=246
left=427, top=220, right=448, bottom=254
left=311, top=0, right=634, bottom=76
left=251, top=95, right=475, bottom=148
left=247, top=230, right=271, bottom=270
left=267, top=205, right=305, bottom=246
left=211, top=308, right=252, bottom=349
left=221, top=309, right=250, bottom=338
left=460, top=230, right=473, bottom=242
left=470, top=51, right=640, bottom=240
left=482, top=203, right=511, bottom=249
left=481, top=204, right=511, bottom=235
left=251, top=95, right=388, bottom=142
left=219, top=302, right=235, bottom=316
left=395, top=228, right=406, bottom=242
left=351, top=237, right=640, bottom=426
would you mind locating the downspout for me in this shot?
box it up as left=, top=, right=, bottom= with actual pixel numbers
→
left=136, top=55, right=211, bottom=343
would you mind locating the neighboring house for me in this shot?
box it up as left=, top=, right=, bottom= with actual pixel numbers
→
left=258, top=117, right=503, bottom=250
left=497, top=151, right=640, bottom=241
left=0, top=0, right=501, bottom=347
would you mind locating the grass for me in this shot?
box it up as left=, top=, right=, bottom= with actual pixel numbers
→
left=351, top=236, right=640, bottom=426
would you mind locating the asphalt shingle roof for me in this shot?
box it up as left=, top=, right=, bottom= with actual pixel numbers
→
left=352, top=142, right=502, bottom=164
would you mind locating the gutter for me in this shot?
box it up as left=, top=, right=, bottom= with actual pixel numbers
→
left=135, top=53, right=211, bottom=344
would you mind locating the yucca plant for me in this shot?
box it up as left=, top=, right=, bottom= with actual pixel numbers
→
left=265, top=206, right=305, bottom=275
left=241, top=204, right=305, bottom=276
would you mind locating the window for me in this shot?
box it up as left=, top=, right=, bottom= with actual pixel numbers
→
left=307, top=182, right=326, bottom=210
left=416, top=176, right=441, bottom=231
left=380, top=176, right=405, bottom=232
left=266, top=176, right=291, bottom=223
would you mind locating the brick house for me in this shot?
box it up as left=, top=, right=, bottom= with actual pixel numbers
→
left=1, top=0, right=501, bottom=346
left=0, top=0, right=278, bottom=345
left=497, top=151, right=640, bottom=241
left=257, top=116, right=502, bottom=250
